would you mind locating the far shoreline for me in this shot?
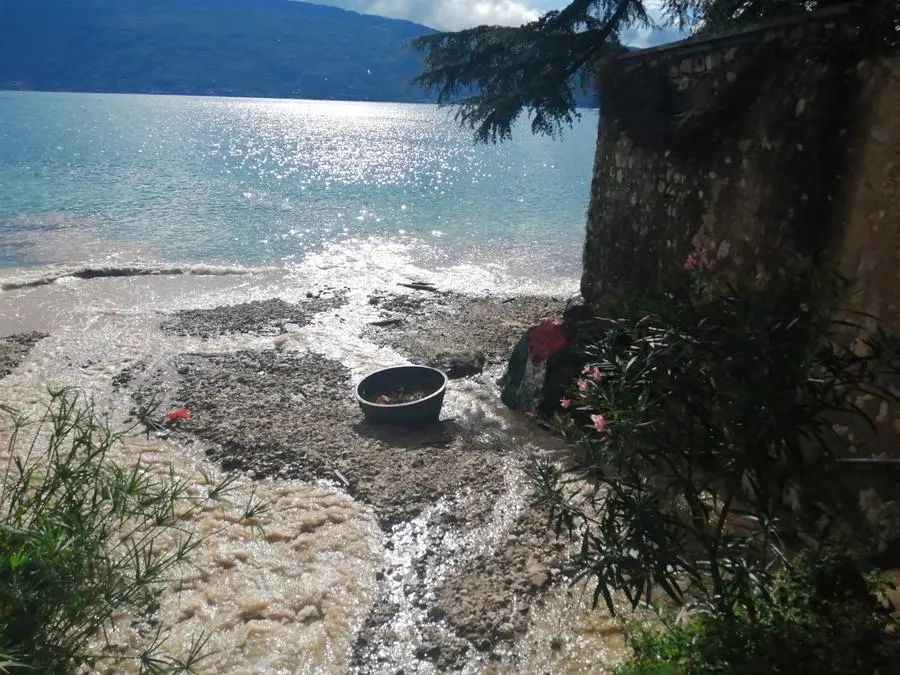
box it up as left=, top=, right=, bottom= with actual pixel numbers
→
left=0, top=87, right=601, bottom=110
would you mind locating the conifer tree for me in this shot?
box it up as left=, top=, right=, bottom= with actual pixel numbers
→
left=411, top=0, right=854, bottom=142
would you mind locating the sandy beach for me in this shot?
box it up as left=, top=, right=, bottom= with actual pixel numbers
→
left=0, top=272, right=626, bottom=674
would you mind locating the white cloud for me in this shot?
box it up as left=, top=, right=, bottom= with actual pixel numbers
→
left=308, top=0, right=687, bottom=42
left=620, top=0, right=690, bottom=49
left=311, top=0, right=541, bottom=30
left=622, top=25, right=686, bottom=48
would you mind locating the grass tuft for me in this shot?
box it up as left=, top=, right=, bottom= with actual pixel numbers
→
left=0, top=388, right=268, bottom=673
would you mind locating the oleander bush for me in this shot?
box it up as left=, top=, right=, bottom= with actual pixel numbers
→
left=615, top=547, right=900, bottom=675
left=530, top=263, right=900, bottom=672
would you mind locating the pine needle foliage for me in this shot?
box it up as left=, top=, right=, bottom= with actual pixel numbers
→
left=410, top=0, right=873, bottom=142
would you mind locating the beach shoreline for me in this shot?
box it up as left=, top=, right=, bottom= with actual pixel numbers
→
left=0, top=279, right=626, bottom=673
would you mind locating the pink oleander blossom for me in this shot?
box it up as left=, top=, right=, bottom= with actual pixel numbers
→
left=560, top=398, right=572, bottom=409
left=568, top=418, right=576, bottom=428
left=584, top=366, right=602, bottom=381
left=684, top=249, right=711, bottom=271
left=577, top=379, right=590, bottom=392
left=590, top=414, right=607, bottom=432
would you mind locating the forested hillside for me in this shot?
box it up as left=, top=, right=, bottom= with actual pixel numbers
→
left=0, top=0, right=437, bottom=101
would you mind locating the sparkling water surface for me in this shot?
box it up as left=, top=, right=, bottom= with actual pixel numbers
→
left=0, top=91, right=598, bottom=282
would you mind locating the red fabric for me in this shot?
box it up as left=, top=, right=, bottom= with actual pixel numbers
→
left=527, top=318, right=567, bottom=364
left=164, top=408, right=190, bottom=424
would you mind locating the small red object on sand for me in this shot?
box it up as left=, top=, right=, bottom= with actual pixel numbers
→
left=164, top=408, right=190, bottom=424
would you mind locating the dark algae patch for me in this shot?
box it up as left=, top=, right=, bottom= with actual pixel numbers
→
left=0, top=332, right=48, bottom=379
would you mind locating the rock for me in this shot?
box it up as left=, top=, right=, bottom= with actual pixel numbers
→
left=370, top=318, right=405, bottom=328
left=297, top=605, right=321, bottom=622
left=431, top=350, right=485, bottom=379
left=528, top=570, right=549, bottom=588
left=415, top=644, right=441, bottom=659
left=496, top=622, right=515, bottom=640
left=399, top=281, right=441, bottom=293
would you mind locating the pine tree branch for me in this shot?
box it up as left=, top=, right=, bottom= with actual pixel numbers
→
left=410, top=0, right=645, bottom=142
left=410, top=0, right=856, bottom=142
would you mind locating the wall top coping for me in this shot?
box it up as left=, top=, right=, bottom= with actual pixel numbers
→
left=620, top=2, right=859, bottom=62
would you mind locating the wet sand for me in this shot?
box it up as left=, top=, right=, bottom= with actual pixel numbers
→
left=0, top=281, right=627, bottom=674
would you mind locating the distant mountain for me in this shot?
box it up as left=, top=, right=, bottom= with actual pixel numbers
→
left=0, top=0, right=439, bottom=101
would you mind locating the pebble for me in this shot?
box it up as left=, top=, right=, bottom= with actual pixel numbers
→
left=496, top=622, right=515, bottom=640
left=296, top=605, right=320, bottom=623
left=427, top=607, right=447, bottom=621
left=529, top=570, right=549, bottom=587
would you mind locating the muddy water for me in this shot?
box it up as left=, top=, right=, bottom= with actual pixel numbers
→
left=0, top=273, right=384, bottom=672
left=94, top=444, right=382, bottom=675
left=0, top=244, right=628, bottom=673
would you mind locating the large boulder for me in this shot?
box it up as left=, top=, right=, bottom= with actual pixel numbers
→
left=430, top=350, right=485, bottom=379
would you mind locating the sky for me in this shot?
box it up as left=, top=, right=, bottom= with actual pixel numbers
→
left=308, top=0, right=688, bottom=46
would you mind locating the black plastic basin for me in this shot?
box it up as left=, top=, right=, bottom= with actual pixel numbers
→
left=356, top=365, right=448, bottom=427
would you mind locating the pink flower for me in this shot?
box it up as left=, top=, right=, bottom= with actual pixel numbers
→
left=590, top=414, right=606, bottom=432
left=684, top=249, right=712, bottom=271
left=568, top=419, right=576, bottom=428
left=585, top=366, right=602, bottom=381
left=577, top=379, right=590, bottom=392
left=560, top=398, right=572, bottom=409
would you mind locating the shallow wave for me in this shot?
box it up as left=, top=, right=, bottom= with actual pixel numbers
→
left=0, top=262, right=260, bottom=291
left=290, top=236, right=580, bottom=298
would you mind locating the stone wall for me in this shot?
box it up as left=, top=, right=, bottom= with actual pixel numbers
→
left=581, top=3, right=900, bottom=548
left=583, top=3, right=899, bottom=301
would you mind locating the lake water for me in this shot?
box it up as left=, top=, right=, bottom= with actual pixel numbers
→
left=0, top=91, right=617, bottom=673
left=0, top=90, right=597, bottom=288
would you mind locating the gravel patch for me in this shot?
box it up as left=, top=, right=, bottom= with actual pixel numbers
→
left=119, top=289, right=586, bottom=672
left=365, top=290, right=565, bottom=370
left=160, top=291, right=347, bottom=337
